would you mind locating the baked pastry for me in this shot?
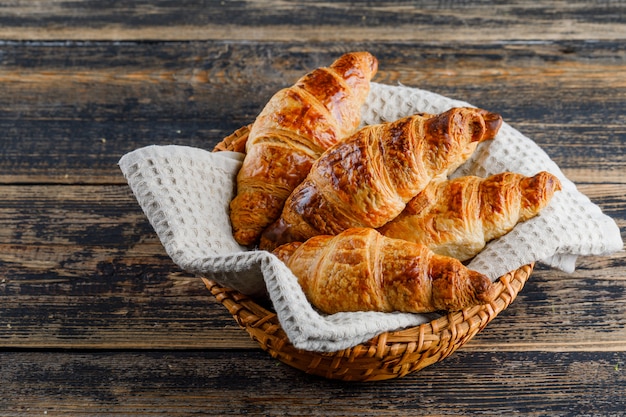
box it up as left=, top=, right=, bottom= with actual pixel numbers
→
left=273, top=228, right=498, bottom=314
left=229, top=51, right=378, bottom=246
left=260, top=107, right=502, bottom=250
left=379, top=171, right=561, bottom=260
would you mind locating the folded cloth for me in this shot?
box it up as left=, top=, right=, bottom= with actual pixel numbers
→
left=362, top=83, right=623, bottom=277
left=119, top=82, right=623, bottom=352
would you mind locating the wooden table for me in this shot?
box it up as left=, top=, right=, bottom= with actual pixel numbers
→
left=1, top=2, right=625, bottom=415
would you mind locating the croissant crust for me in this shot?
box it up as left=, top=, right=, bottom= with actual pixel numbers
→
left=273, top=228, right=498, bottom=314
left=229, top=51, right=378, bottom=246
left=260, top=107, right=502, bottom=250
left=378, top=171, right=562, bottom=260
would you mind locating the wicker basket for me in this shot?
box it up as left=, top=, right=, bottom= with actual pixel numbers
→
left=204, top=125, right=534, bottom=381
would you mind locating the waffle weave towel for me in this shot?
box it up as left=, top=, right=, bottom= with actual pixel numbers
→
left=119, top=82, right=623, bottom=352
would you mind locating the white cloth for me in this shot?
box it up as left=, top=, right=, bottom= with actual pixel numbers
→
left=119, top=82, right=623, bottom=352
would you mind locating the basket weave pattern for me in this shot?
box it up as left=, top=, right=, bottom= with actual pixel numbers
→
left=203, top=127, right=534, bottom=381
left=202, top=264, right=531, bottom=381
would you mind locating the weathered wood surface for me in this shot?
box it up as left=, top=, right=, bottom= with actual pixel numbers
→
left=1, top=40, right=625, bottom=184
left=0, top=1, right=625, bottom=416
left=2, top=351, right=625, bottom=416
left=0, top=0, right=625, bottom=41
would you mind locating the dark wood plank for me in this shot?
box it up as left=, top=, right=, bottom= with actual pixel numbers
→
left=0, top=184, right=256, bottom=349
left=4, top=260, right=625, bottom=350
left=0, top=273, right=257, bottom=350
left=0, top=183, right=624, bottom=350
left=3, top=184, right=619, bottom=259
left=469, top=265, right=626, bottom=351
left=0, top=1, right=624, bottom=41
left=0, top=41, right=625, bottom=184
left=1, top=350, right=625, bottom=416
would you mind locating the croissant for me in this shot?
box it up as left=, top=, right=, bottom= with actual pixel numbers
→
left=260, top=107, right=503, bottom=250
left=229, top=51, right=378, bottom=246
left=273, top=228, right=498, bottom=314
left=378, top=171, right=562, bottom=261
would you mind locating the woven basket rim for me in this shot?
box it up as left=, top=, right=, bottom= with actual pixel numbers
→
left=205, top=123, right=533, bottom=381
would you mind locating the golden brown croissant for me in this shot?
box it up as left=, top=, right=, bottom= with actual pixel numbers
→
left=378, top=171, right=562, bottom=261
left=273, top=228, right=498, bottom=314
left=260, top=107, right=502, bottom=250
left=229, top=52, right=378, bottom=246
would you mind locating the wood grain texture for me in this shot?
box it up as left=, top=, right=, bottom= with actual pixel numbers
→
left=0, top=184, right=257, bottom=348
left=1, top=351, right=625, bottom=416
left=0, top=1, right=625, bottom=415
left=0, top=185, right=624, bottom=351
left=0, top=41, right=625, bottom=184
left=0, top=0, right=625, bottom=41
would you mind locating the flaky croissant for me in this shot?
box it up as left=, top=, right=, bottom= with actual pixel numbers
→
left=229, top=52, right=378, bottom=246
left=273, top=228, right=498, bottom=314
left=260, top=107, right=502, bottom=250
left=378, top=171, right=562, bottom=261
